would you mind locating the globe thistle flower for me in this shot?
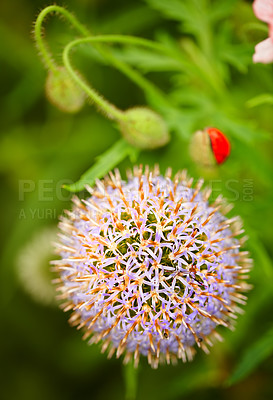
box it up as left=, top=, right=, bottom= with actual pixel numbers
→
left=53, top=166, right=252, bottom=368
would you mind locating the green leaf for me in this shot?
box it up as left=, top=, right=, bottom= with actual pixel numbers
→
left=99, top=4, right=160, bottom=35
left=63, top=139, right=139, bottom=192
left=209, top=0, right=237, bottom=22
left=246, top=94, right=273, bottom=108
left=146, top=0, right=236, bottom=26
left=145, top=0, right=196, bottom=24
left=226, top=326, right=273, bottom=386
left=112, top=47, right=182, bottom=72
left=180, top=38, right=225, bottom=94
left=162, top=106, right=205, bottom=139
left=219, top=44, right=253, bottom=73
left=213, top=113, right=271, bottom=143
left=245, top=227, right=273, bottom=281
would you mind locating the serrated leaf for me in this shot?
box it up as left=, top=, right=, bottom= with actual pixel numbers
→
left=145, top=0, right=233, bottom=45
left=63, top=139, right=139, bottom=192
left=180, top=38, right=225, bottom=94
left=226, top=326, right=273, bottom=386
left=219, top=44, right=253, bottom=73
left=146, top=0, right=236, bottom=26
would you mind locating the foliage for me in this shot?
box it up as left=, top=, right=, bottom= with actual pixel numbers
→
left=0, top=0, right=273, bottom=399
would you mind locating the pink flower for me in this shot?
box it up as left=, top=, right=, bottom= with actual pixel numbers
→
left=253, top=37, right=273, bottom=62
left=253, top=0, right=273, bottom=63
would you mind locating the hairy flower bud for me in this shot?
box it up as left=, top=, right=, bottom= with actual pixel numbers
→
left=45, top=66, right=85, bottom=113
left=53, top=166, right=252, bottom=368
left=118, top=107, right=170, bottom=149
left=190, top=128, right=231, bottom=167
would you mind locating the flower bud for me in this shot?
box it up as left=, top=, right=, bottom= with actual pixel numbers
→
left=190, top=127, right=231, bottom=167
left=118, top=107, right=170, bottom=149
left=45, top=66, right=85, bottom=113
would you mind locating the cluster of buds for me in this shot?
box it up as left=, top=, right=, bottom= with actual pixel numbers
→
left=53, top=166, right=252, bottom=368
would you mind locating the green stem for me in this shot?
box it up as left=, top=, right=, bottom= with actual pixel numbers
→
left=34, top=5, right=169, bottom=118
left=65, top=34, right=173, bottom=61
left=34, top=5, right=90, bottom=72
left=33, top=5, right=167, bottom=99
left=123, top=361, right=138, bottom=400
left=63, top=34, right=178, bottom=117
left=63, top=42, right=125, bottom=121
left=96, top=44, right=169, bottom=108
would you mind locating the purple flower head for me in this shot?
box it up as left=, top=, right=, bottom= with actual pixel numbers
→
left=53, top=166, right=252, bottom=368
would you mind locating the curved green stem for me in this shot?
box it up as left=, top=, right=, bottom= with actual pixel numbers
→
left=63, top=34, right=178, bottom=118
left=34, top=5, right=170, bottom=117
left=63, top=44, right=125, bottom=120
left=34, top=6, right=171, bottom=109
left=34, top=5, right=90, bottom=72
left=66, top=34, right=172, bottom=59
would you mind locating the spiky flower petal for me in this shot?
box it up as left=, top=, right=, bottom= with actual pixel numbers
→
left=53, top=166, right=252, bottom=368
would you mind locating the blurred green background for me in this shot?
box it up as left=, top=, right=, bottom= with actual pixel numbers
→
left=1, top=0, right=273, bottom=399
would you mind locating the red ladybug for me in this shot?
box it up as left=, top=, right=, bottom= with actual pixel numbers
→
left=207, top=127, right=231, bottom=164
